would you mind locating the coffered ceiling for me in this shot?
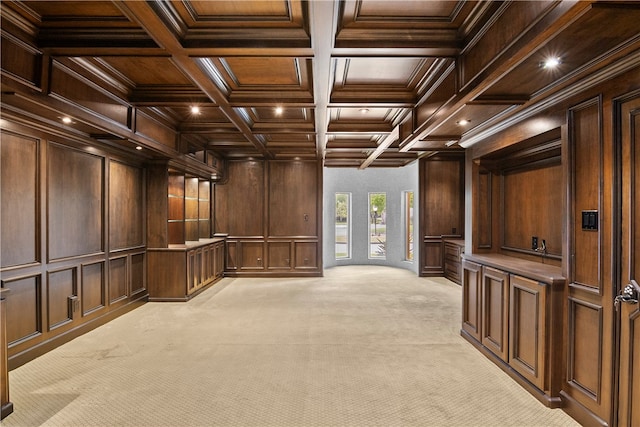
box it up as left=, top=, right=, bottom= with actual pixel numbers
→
left=2, top=1, right=640, bottom=168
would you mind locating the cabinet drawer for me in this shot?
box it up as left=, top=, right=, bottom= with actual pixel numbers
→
left=444, top=243, right=461, bottom=260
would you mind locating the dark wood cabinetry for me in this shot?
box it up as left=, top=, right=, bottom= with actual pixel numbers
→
left=419, top=155, right=464, bottom=276
left=443, top=239, right=464, bottom=284
left=147, top=239, right=224, bottom=301
left=147, top=164, right=224, bottom=301
left=481, top=266, right=510, bottom=362
left=461, top=254, right=564, bottom=408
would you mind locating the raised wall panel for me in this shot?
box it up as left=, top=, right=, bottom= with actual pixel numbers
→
left=109, top=161, right=144, bottom=250
left=268, top=242, right=291, bottom=269
left=422, top=158, right=464, bottom=236
left=81, top=262, right=104, bottom=315
left=567, top=298, right=602, bottom=402
left=294, top=242, right=317, bottom=269
left=47, top=268, right=76, bottom=330
left=420, top=156, right=464, bottom=276
left=48, top=143, right=104, bottom=260
left=0, top=132, right=38, bottom=268
left=475, top=169, right=492, bottom=249
left=570, top=99, right=601, bottom=289
left=109, top=256, right=128, bottom=303
left=226, top=241, right=238, bottom=270
left=146, top=165, right=169, bottom=248
left=130, top=253, right=145, bottom=294
left=421, top=240, right=443, bottom=275
left=215, top=161, right=265, bottom=237
left=482, top=267, right=509, bottom=362
left=2, top=275, right=41, bottom=345
left=269, top=161, right=317, bottom=237
left=241, top=242, right=264, bottom=270
left=502, top=163, right=562, bottom=256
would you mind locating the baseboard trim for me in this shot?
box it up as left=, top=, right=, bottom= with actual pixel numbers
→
left=460, top=329, right=563, bottom=409
left=8, top=294, right=148, bottom=370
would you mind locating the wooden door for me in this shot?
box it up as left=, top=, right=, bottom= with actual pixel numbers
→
left=617, top=94, right=640, bottom=427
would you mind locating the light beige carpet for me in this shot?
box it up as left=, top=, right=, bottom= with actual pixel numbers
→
left=3, top=266, right=580, bottom=427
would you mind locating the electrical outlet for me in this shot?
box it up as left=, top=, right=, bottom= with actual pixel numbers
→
left=532, top=236, right=538, bottom=250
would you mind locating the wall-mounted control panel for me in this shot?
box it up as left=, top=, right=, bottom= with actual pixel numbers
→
left=582, top=210, right=598, bottom=231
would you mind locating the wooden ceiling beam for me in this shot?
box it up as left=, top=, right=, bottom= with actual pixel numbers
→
left=113, top=0, right=272, bottom=159
left=400, top=0, right=593, bottom=153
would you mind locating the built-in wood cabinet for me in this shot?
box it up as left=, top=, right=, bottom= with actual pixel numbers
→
left=461, top=259, right=482, bottom=342
left=147, top=163, right=225, bottom=301
left=147, top=238, right=224, bottom=301
left=509, top=274, right=548, bottom=391
left=481, top=266, right=510, bottom=362
left=461, top=254, right=564, bottom=408
left=443, top=239, right=464, bottom=284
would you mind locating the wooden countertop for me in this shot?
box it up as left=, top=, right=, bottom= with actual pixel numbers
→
left=443, top=239, right=465, bottom=247
left=462, top=253, right=565, bottom=285
left=149, top=237, right=225, bottom=252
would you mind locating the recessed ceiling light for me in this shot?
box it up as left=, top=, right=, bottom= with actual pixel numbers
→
left=541, top=57, right=561, bottom=69
left=135, top=146, right=143, bottom=150
left=275, top=106, right=283, bottom=115
left=457, top=119, right=470, bottom=126
left=61, top=116, right=73, bottom=124
left=190, top=106, right=200, bottom=114
left=359, top=108, right=370, bottom=114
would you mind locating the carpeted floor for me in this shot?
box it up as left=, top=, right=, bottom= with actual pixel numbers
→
left=3, top=265, right=580, bottom=427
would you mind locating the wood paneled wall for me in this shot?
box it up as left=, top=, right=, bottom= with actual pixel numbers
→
left=215, top=159, right=322, bottom=276
left=0, top=123, right=148, bottom=368
left=419, top=154, right=464, bottom=276
left=468, top=66, right=640, bottom=427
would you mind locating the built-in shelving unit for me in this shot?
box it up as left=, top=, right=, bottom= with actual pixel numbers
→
left=147, top=161, right=225, bottom=301
left=462, top=130, right=565, bottom=407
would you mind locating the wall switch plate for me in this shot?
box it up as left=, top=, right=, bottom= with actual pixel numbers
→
left=582, top=210, right=598, bottom=230
left=532, top=236, right=538, bottom=250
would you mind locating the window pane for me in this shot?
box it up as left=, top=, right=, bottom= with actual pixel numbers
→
left=335, top=193, right=350, bottom=259
left=404, top=191, right=414, bottom=261
left=369, top=192, right=386, bottom=259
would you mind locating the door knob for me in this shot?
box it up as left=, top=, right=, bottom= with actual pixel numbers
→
left=614, top=279, right=639, bottom=309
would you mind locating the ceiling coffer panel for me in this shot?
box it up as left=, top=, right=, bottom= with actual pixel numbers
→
left=1, top=0, right=637, bottom=167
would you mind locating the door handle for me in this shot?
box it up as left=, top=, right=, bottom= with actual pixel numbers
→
left=614, top=279, right=639, bottom=309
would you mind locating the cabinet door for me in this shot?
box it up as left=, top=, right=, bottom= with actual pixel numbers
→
left=462, top=260, right=482, bottom=341
left=482, top=266, right=509, bottom=362
left=444, top=242, right=462, bottom=284
left=509, top=275, right=547, bottom=390
left=215, top=242, right=225, bottom=277
left=187, top=250, right=198, bottom=294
